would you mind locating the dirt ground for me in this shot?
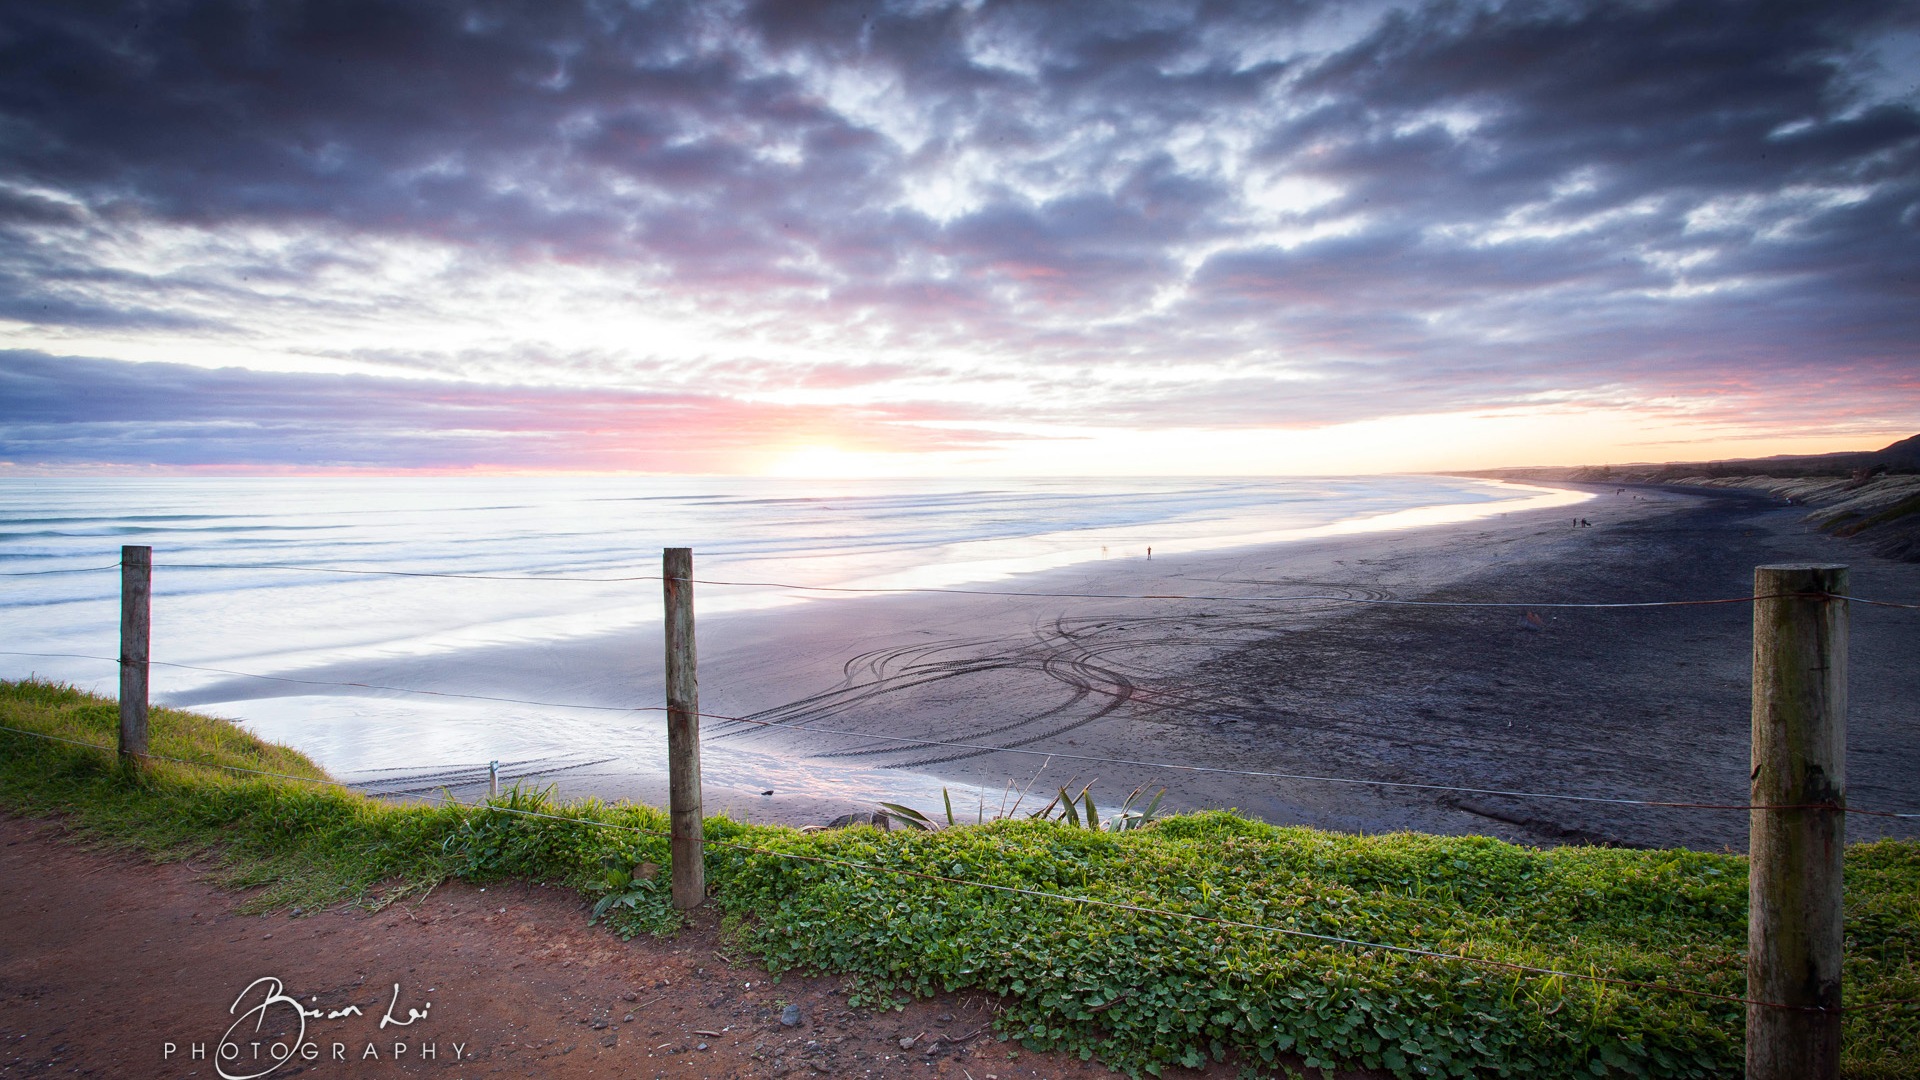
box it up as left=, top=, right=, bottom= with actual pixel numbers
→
left=1, top=815, right=1381, bottom=1080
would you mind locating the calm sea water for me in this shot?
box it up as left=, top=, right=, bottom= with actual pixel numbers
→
left=0, top=474, right=1578, bottom=809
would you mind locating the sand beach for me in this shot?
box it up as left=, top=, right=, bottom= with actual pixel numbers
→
left=220, top=481, right=1920, bottom=852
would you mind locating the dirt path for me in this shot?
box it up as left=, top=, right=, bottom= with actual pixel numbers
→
left=1, top=815, right=1303, bottom=1080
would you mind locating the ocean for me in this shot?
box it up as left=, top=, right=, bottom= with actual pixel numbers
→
left=0, top=474, right=1584, bottom=814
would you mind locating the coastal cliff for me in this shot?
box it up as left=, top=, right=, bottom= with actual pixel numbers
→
left=1459, top=433, right=1920, bottom=562
left=1654, top=473, right=1920, bottom=561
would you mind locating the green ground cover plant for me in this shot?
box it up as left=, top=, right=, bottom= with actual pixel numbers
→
left=2, top=679, right=1915, bottom=1078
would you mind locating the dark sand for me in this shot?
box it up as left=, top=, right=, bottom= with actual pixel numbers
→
left=186, top=483, right=1920, bottom=851
left=689, top=482, right=1920, bottom=850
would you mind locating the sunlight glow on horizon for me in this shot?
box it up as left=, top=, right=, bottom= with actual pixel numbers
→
left=733, top=409, right=1913, bottom=479
left=1, top=401, right=1906, bottom=480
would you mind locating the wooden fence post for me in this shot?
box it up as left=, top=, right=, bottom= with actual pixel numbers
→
left=1748, top=563, right=1846, bottom=1080
left=119, top=545, right=151, bottom=766
left=663, top=547, right=705, bottom=909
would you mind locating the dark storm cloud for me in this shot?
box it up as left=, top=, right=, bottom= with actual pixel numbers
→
left=0, top=0, right=1915, bottom=466
left=1249, top=0, right=1920, bottom=273
left=0, top=0, right=894, bottom=294
left=0, top=0, right=1285, bottom=308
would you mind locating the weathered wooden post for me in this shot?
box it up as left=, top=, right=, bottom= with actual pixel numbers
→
left=119, top=544, right=151, bottom=765
left=663, top=547, right=705, bottom=909
left=488, top=760, right=499, bottom=799
left=1748, top=564, right=1847, bottom=1080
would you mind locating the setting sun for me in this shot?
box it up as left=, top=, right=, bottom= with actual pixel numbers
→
left=763, top=445, right=894, bottom=479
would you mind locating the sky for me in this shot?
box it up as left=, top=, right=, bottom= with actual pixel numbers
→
left=1, top=0, right=1917, bottom=477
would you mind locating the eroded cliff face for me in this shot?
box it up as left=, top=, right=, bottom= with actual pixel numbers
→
left=1456, top=434, right=1920, bottom=563
left=1657, top=473, right=1920, bottom=562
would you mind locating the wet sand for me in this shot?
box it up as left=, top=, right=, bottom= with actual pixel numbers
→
left=188, top=483, right=1920, bottom=850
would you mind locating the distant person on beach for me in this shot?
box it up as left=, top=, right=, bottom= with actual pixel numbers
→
left=1147, top=546, right=1152, bottom=559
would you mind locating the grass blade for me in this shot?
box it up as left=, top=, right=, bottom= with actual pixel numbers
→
left=876, top=802, right=935, bottom=831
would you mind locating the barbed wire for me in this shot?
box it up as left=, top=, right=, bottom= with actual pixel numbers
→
left=0, top=650, right=649, bottom=713
left=156, top=562, right=659, bottom=582
left=4, top=649, right=1915, bottom=819
left=116, top=559, right=1823, bottom=608
left=706, top=710, right=1920, bottom=821
left=0, top=721, right=528, bottom=792
left=20, top=557, right=1920, bottom=612
left=1832, top=594, right=1920, bottom=610
left=688, top=577, right=1786, bottom=609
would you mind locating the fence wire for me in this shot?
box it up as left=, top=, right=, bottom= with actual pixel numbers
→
left=5, top=648, right=1915, bottom=820
left=16, top=557, right=1920, bottom=610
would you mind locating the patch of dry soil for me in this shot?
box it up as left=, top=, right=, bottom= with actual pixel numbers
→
left=2, top=816, right=1379, bottom=1080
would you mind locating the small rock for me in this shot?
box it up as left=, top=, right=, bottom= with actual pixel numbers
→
left=624, top=1012, right=634, bottom=1022
left=590, top=1018, right=608, bottom=1030
left=600, top=1034, right=617, bottom=1048
left=620, top=990, right=638, bottom=1002
left=898, top=1036, right=916, bottom=1050
left=697, top=1042, right=709, bottom=1051
left=936, top=1013, right=953, bottom=1023
left=780, top=1003, right=802, bottom=1027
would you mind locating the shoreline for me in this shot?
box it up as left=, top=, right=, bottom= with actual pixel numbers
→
left=184, top=482, right=1920, bottom=849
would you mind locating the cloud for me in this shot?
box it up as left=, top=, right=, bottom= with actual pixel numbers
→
left=0, top=0, right=1914, bottom=467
